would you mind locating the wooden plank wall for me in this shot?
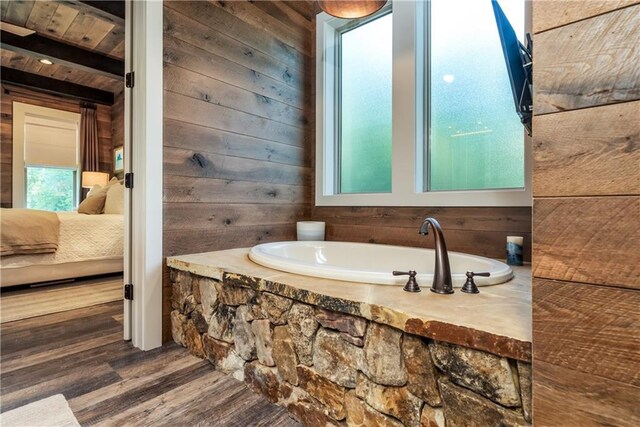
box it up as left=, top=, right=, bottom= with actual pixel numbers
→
left=162, top=1, right=314, bottom=340
left=531, top=2, right=640, bottom=425
left=312, top=206, right=532, bottom=261
left=111, top=90, right=124, bottom=151
left=0, top=84, right=114, bottom=208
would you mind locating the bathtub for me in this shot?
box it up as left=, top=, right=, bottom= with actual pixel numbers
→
left=249, top=241, right=513, bottom=287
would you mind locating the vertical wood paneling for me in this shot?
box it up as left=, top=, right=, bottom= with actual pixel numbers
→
left=532, top=2, right=640, bottom=424
left=0, top=84, right=114, bottom=208
left=162, top=1, right=314, bottom=341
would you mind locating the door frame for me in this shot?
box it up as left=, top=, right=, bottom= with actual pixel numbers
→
left=126, top=0, right=163, bottom=351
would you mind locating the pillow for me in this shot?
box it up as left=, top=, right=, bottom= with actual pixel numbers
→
left=87, top=184, right=102, bottom=198
left=104, top=183, right=124, bottom=214
left=78, top=187, right=109, bottom=215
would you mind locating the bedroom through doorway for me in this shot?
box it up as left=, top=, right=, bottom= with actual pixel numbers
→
left=0, top=1, right=129, bottom=331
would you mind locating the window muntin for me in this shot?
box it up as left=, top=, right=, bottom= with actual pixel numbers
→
left=338, top=12, right=393, bottom=194
left=427, top=0, right=525, bottom=192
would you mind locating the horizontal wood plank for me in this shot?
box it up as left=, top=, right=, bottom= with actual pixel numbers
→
left=163, top=35, right=307, bottom=110
left=163, top=91, right=307, bottom=148
left=533, top=101, right=640, bottom=197
left=532, top=0, right=640, bottom=33
left=163, top=6, right=306, bottom=92
left=313, top=206, right=532, bottom=232
left=163, top=119, right=309, bottom=168
left=533, top=360, right=640, bottom=426
left=163, top=203, right=309, bottom=231
left=209, top=0, right=311, bottom=56
left=163, top=63, right=308, bottom=129
left=534, top=6, right=640, bottom=115
left=164, top=1, right=308, bottom=70
left=163, top=146, right=311, bottom=187
left=533, top=279, right=640, bottom=386
left=325, top=223, right=532, bottom=261
left=533, top=197, right=640, bottom=289
left=164, top=224, right=296, bottom=257
left=163, top=175, right=310, bottom=205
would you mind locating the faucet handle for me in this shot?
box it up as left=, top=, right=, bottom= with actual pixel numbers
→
left=461, top=271, right=490, bottom=294
left=393, top=270, right=421, bottom=293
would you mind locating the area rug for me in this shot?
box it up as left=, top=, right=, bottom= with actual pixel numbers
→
left=0, top=275, right=123, bottom=323
left=0, top=394, right=80, bottom=427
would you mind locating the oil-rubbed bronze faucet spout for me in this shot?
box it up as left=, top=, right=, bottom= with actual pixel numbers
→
left=419, top=217, right=454, bottom=294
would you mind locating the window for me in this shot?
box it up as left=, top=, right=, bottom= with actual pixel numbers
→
left=338, top=12, right=393, bottom=194
left=428, top=0, right=525, bottom=192
left=26, top=167, right=76, bottom=211
left=12, top=103, right=80, bottom=210
left=316, top=0, right=531, bottom=206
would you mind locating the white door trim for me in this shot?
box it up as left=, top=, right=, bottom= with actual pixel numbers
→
left=129, top=0, right=163, bottom=351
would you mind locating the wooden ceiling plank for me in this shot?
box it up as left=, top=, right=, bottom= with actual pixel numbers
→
left=4, top=0, right=35, bottom=27
left=1, top=1, right=10, bottom=21
left=46, top=3, right=79, bottom=38
left=54, top=0, right=123, bottom=27
left=76, top=15, right=113, bottom=50
left=1, top=48, right=120, bottom=93
left=77, top=1, right=124, bottom=20
left=94, top=26, right=123, bottom=57
left=60, top=11, right=95, bottom=44
left=1, top=66, right=114, bottom=104
left=1, top=30, right=124, bottom=79
left=25, top=1, right=57, bottom=33
left=108, top=38, right=124, bottom=60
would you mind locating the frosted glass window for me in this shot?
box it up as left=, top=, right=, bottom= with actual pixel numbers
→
left=428, top=0, right=525, bottom=191
left=338, top=13, right=392, bottom=194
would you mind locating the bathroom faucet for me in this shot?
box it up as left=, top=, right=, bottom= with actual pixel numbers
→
left=419, top=217, right=454, bottom=294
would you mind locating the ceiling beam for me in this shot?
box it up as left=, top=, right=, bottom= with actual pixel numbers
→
left=77, top=1, right=125, bottom=20
left=1, top=67, right=114, bottom=105
left=0, top=31, right=124, bottom=80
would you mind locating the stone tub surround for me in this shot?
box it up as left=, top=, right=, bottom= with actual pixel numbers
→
left=168, top=249, right=533, bottom=426
left=167, top=248, right=531, bottom=361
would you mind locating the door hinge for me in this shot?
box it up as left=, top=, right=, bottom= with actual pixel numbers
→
left=124, top=284, right=133, bottom=300
left=125, top=72, right=134, bottom=88
left=124, top=172, right=134, bottom=189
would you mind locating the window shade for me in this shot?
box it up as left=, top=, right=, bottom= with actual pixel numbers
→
left=24, top=115, right=78, bottom=168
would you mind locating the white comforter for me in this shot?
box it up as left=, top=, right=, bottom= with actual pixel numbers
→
left=1, top=212, right=123, bottom=269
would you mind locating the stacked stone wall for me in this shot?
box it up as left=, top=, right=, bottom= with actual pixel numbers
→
left=170, top=269, right=532, bottom=426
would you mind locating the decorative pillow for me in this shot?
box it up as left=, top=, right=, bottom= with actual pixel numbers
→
left=78, top=186, right=109, bottom=215
left=104, top=183, right=124, bottom=214
left=86, top=184, right=102, bottom=198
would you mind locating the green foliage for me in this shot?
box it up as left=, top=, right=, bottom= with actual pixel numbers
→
left=26, top=167, right=75, bottom=212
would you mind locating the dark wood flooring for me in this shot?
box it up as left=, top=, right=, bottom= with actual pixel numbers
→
left=0, top=301, right=300, bottom=426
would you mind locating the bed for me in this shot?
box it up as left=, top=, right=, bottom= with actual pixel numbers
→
left=0, top=211, right=123, bottom=287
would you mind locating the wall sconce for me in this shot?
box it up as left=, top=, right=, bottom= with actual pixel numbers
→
left=317, top=0, right=387, bottom=19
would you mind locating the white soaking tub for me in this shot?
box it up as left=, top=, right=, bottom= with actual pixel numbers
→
left=249, top=241, right=513, bottom=287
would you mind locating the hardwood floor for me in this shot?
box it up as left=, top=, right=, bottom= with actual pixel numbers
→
left=0, top=274, right=123, bottom=323
left=0, top=301, right=300, bottom=426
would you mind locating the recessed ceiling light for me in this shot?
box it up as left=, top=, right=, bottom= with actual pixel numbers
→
left=39, top=59, right=53, bottom=65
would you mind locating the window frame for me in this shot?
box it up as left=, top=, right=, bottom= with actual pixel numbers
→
left=12, top=102, right=81, bottom=209
left=315, top=1, right=532, bottom=207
